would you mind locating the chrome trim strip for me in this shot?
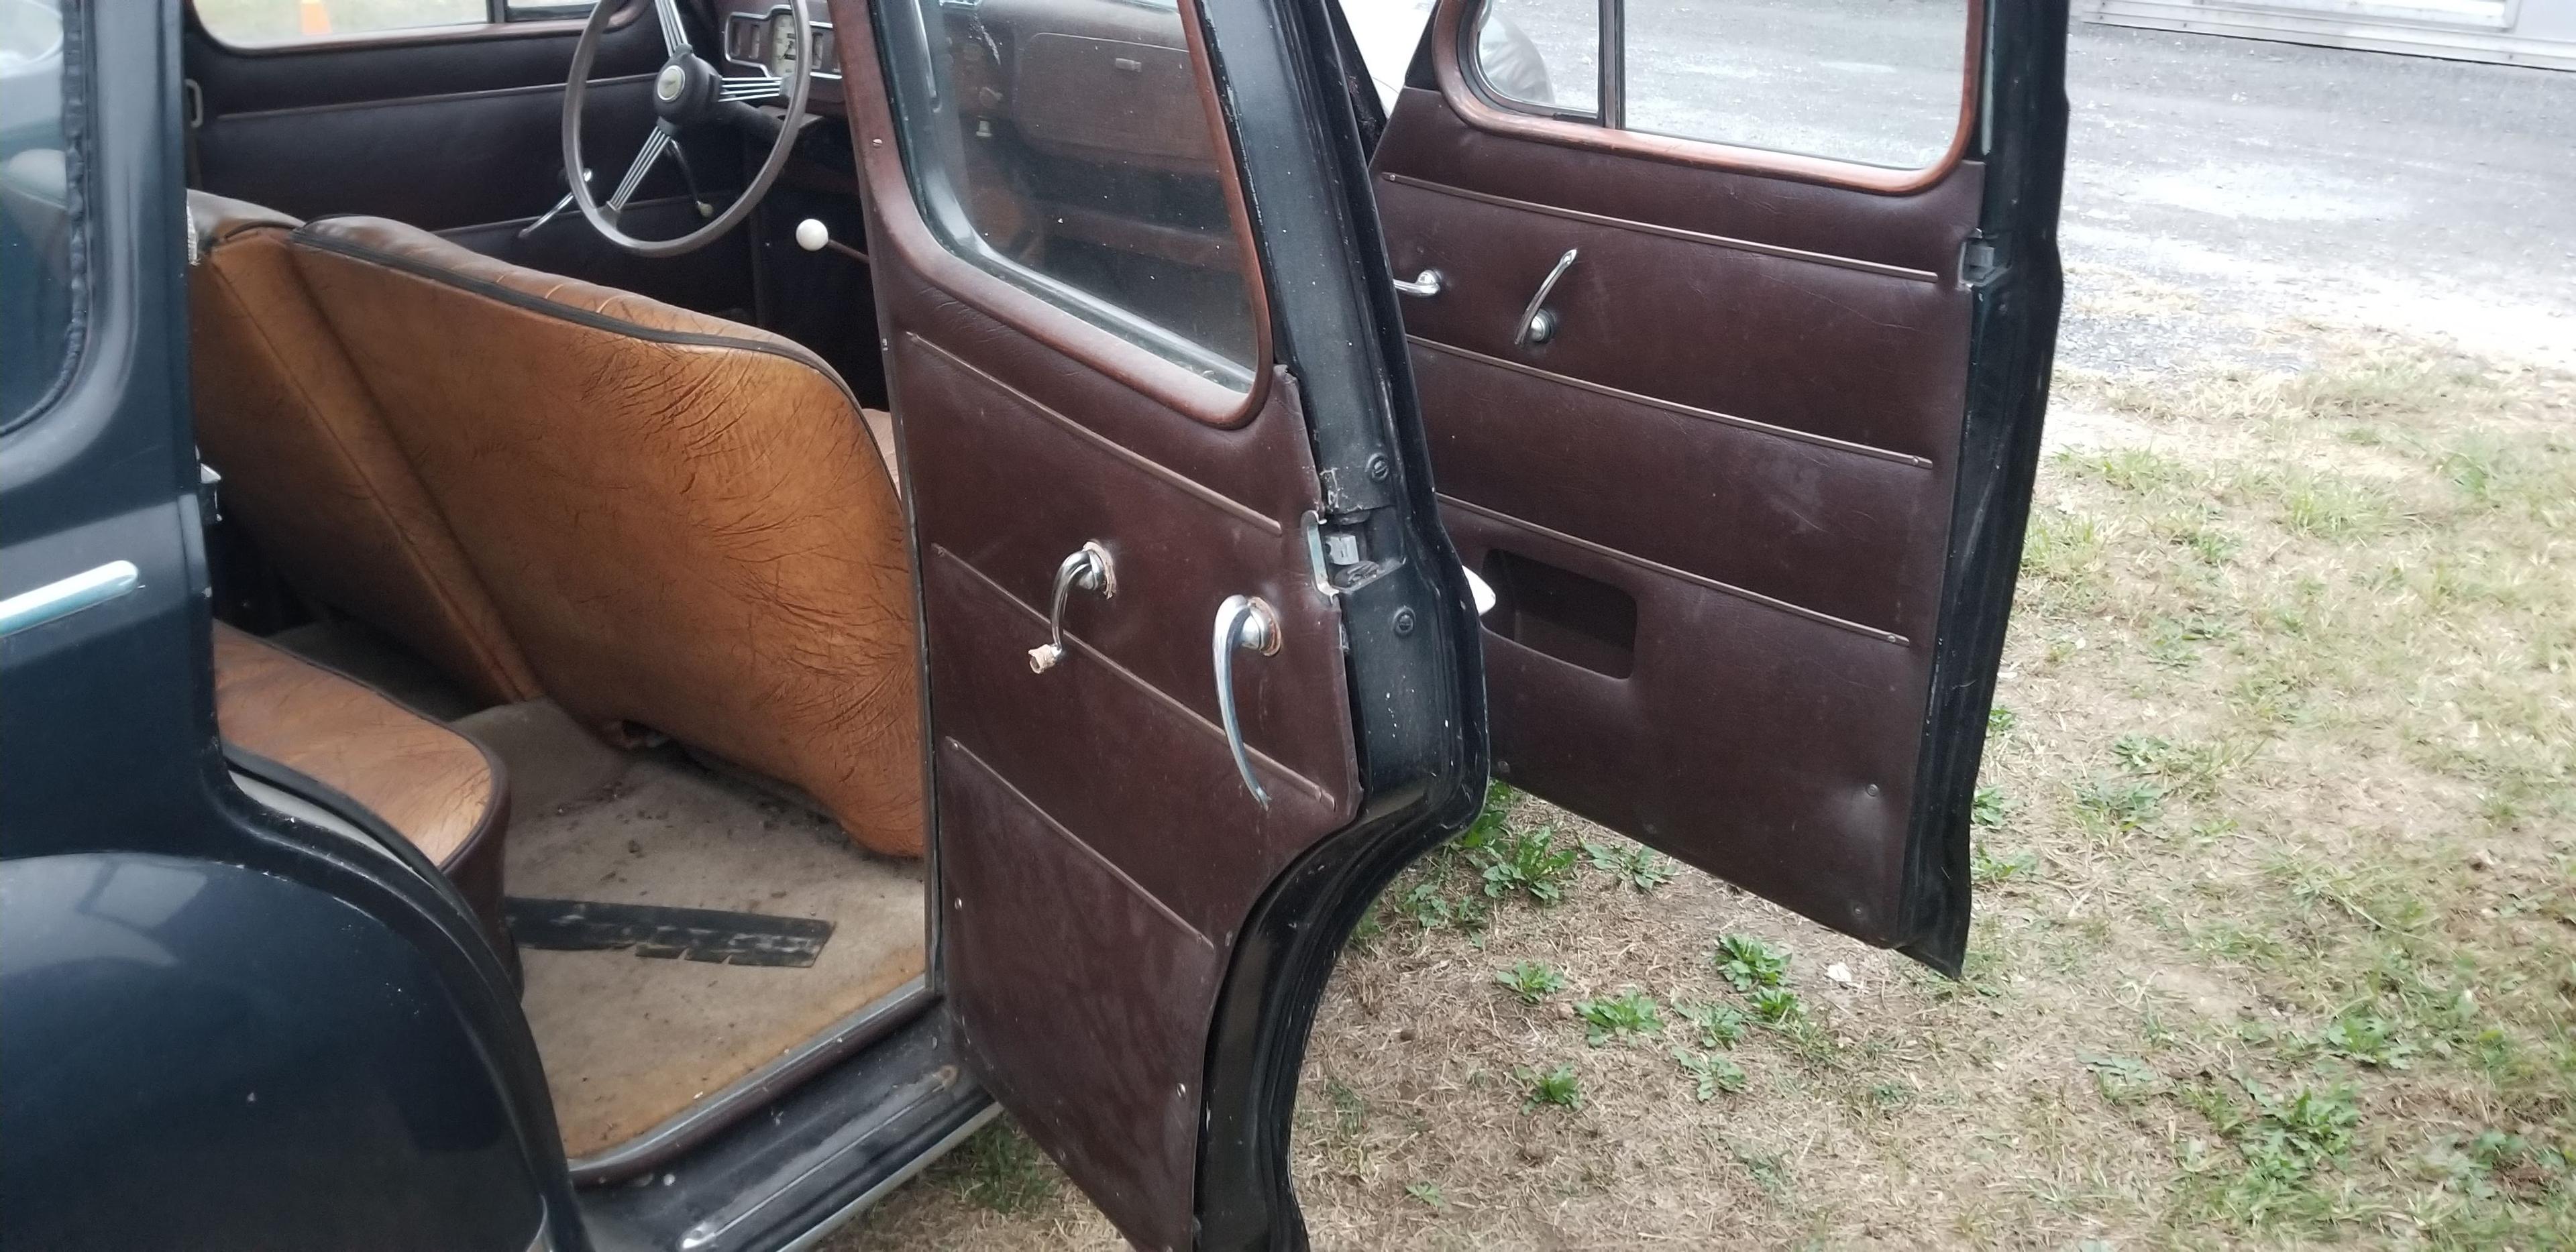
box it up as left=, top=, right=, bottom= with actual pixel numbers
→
left=1407, top=336, right=1935, bottom=469
left=777, top=1102, right=1000, bottom=1252
left=1378, top=171, right=1942, bottom=284
left=565, top=976, right=937, bottom=1184
left=0, top=560, right=140, bottom=637
left=1437, top=494, right=1911, bottom=646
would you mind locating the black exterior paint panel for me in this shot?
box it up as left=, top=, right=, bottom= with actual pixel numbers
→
left=0, top=854, right=545, bottom=1252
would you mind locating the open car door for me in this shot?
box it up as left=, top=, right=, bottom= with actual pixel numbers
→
left=1374, top=0, right=2065, bottom=970
left=829, top=0, right=1479, bottom=1245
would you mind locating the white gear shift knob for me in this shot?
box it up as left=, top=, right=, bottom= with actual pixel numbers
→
left=794, top=218, right=830, bottom=252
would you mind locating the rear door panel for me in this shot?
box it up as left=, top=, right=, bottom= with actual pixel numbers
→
left=1375, top=0, right=2062, bottom=964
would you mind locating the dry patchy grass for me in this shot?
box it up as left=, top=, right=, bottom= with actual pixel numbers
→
left=846, top=335, right=2575, bottom=1250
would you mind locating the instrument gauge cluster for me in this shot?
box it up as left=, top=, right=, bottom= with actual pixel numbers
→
left=723, top=3, right=842, bottom=82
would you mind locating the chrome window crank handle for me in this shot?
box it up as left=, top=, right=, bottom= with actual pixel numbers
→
left=1027, top=541, right=1116, bottom=673
left=1212, top=594, right=1281, bottom=807
left=1515, top=247, right=1578, bottom=346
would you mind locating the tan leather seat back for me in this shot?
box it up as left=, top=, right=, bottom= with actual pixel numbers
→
left=186, top=192, right=541, bottom=707
left=285, top=217, right=925, bottom=858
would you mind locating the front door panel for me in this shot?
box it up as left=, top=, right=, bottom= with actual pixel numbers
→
left=830, top=0, right=1376, bottom=1242
left=1375, top=0, right=2064, bottom=966
left=180, top=1, right=748, bottom=312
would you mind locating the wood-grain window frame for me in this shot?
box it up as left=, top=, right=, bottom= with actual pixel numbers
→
left=839, top=0, right=1276, bottom=427
left=1436, top=0, right=1986, bottom=195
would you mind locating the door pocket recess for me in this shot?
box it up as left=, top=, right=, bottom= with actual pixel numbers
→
left=1479, top=549, right=1636, bottom=679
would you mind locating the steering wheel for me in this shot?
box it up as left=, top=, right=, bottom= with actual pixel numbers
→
left=559, top=0, right=813, bottom=258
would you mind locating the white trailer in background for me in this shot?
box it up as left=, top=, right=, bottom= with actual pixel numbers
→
left=2082, top=0, right=2576, bottom=70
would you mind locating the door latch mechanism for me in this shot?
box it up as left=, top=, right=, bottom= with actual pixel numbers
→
left=1028, top=541, right=1115, bottom=673
left=1212, top=594, right=1281, bottom=807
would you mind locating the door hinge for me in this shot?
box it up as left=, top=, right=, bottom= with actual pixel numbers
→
left=1957, top=234, right=2001, bottom=290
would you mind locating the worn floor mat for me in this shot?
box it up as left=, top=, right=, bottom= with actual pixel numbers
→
left=504, top=754, right=925, bottom=1160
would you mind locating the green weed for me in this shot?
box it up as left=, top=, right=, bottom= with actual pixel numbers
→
left=1493, top=960, right=1566, bottom=1006
left=1573, top=988, right=1662, bottom=1045
left=1749, top=987, right=1803, bottom=1024
left=1518, top=1063, right=1581, bottom=1111
left=1676, top=1000, right=1749, bottom=1049
left=1714, top=934, right=1791, bottom=991
left=1475, top=826, right=1580, bottom=905
left=1582, top=839, right=1675, bottom=892
left=1673, top=1048, right=1748, bottom=1101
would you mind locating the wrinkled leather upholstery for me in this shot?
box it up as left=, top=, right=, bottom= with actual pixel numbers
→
left=186, top=191, right=543, bottom=707
left=213, top=620, right=504, bottom=870
left=284, top=217, right=925, bottom=858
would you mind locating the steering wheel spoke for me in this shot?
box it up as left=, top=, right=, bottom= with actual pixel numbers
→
left=718, top=74, right=785, bottom=103
left=606, top=124, right=678, bottom=217
left=563, top=0, right=809, bottom=256
left=653, top=0, right=692, bottom=59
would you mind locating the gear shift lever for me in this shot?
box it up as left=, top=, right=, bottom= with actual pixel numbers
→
left=793, top=218, right=867, bottom=263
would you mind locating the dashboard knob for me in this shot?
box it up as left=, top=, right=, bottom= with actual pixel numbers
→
left=794, top=218, right=830, bottom=251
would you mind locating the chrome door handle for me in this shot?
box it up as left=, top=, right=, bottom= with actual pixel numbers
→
left=1027, top=541, right=1115, bottom=673
left=1514, top=247, right=1578, bottom=346
left=1212, top=594, right=1281, bottom=807
left=0, top=560, right=140, bottom=637
left=1389, top=268, right=1444, bottom=298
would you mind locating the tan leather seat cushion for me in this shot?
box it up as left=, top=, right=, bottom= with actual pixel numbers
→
left=285, top=217, right=925, bottom=858
left=186, top=192, right=541, bottom=709
left=213, top=621, right=502, bottom=868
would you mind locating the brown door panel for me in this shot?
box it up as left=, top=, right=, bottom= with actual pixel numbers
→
left=1409, top=343, right=1946, bottom=640
left=923, top=549, right=1353, bottom=943
left=1374, top=171, right=1976, bottom=463
left=1377, top=72, right=1989, bottom=949
left=892, top=339, right=1356, bottom=794
left=934, top=736, right=1219, bottom=1252
left=833, top=0, right=1375, bottom=1239
left=1444, top=503, right=1931, bottom=944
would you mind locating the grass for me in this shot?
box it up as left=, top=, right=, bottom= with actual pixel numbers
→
left=845, top=335, right=2576, bottom=1251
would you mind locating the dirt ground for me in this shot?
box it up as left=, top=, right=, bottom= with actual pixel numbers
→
left=837, top=25, right=2575, bottom=1252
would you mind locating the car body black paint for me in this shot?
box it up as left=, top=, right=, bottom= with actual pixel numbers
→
left=1897, top=0, right=2069, bottom=974
left=0, top=854, right=544, bottom=1252
left=1, top=5, right=574, bottom=1249
left=1187, top=0, right=1489, bottom=1241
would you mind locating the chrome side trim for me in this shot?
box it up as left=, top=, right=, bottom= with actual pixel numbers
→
left=1378, top=171, right=1942, bottom=284
left=0, top=560, right=140, bottom=637
left=1407, top=336, right=1935, bottom=469
left=565, top=976, right=937, bottom=1184
left=1437, top=493, right=1911, bottom=646
left=776, top=1102, right=1000, bottom=1252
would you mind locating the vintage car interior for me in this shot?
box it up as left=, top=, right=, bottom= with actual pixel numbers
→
left=167, top=0, right=1324, bottom=1185
left=0, top=0, right=2049, bottom=1240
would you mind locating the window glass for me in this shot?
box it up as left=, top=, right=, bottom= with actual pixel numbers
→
left=1470, top=0, right=1970, bottom=170
left=880, top=0, right=1258, bottom=390
left=1, top=0, right=76, bottom=427
left=1625, top=0, right=1966, bottom=168
left=1474, top=0, right=1593, bottom=115
left=194, top=0, right=487, bottom=44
